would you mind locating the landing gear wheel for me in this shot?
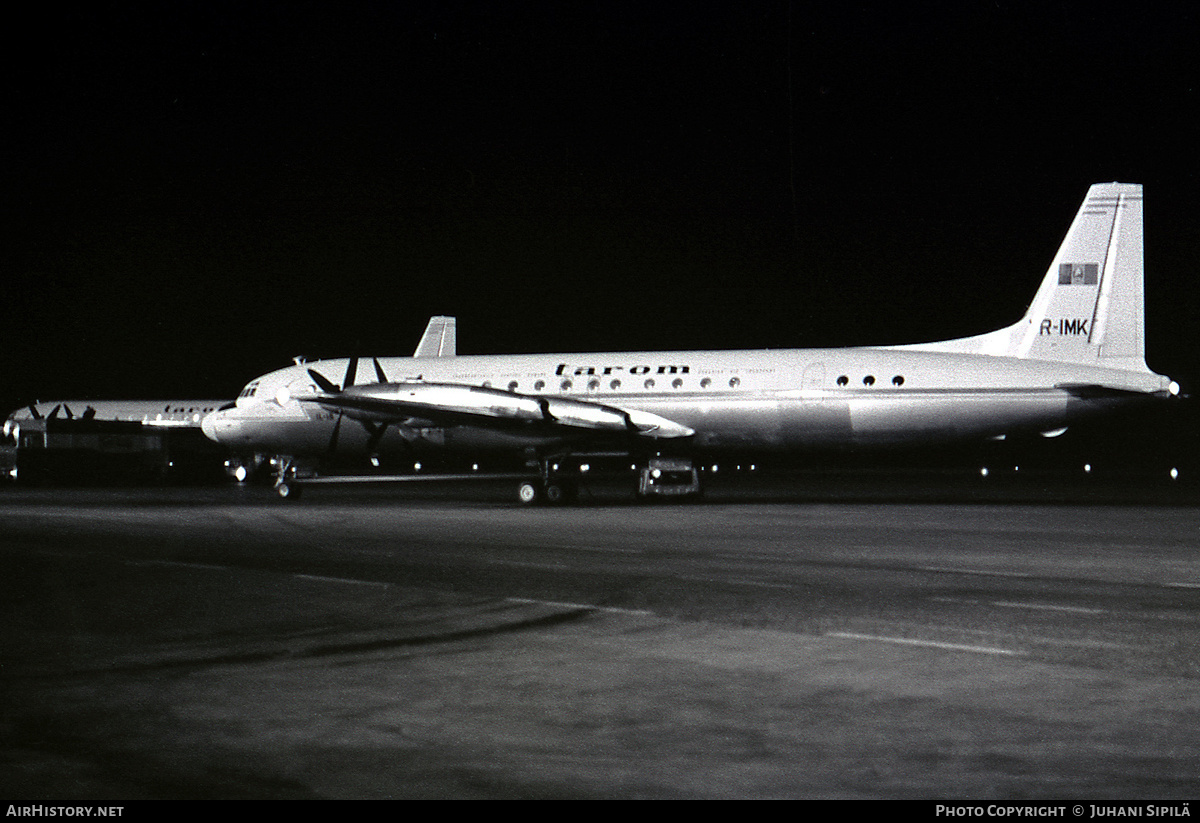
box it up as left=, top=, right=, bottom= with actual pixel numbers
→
left=544, top=481, right=578, bottom=506
left=517, top=481, right=541, bottom=505
left=275, top=481, right=302, bottom=500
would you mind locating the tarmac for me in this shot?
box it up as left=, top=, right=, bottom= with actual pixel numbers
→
left=2, top=474, right=1199, bottom=798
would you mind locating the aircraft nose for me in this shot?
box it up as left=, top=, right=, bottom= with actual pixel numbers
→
left=200, top=409, right=227, bottom=443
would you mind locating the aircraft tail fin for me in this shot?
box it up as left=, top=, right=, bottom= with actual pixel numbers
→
left=1014, top=182, right=1147, bottom=370
left=904, top=183, right=1152, bottom=374
left=413, top=316, right=456, bottom=358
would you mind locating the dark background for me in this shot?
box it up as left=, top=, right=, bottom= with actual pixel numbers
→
left=4, top=3, right=1198, bottom=446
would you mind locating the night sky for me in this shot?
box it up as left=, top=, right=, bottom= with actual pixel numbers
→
left=5, top=2, right=1200, bottom=415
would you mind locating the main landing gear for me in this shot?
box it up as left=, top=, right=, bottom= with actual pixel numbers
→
left=516, top=477, right=578, bottom=506
left=516, top=453, right=582, bottom=506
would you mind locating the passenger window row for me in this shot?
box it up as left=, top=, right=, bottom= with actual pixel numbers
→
left=481, top=376, right=746, bottom=392
left=835, top=375, right=906, bottom=387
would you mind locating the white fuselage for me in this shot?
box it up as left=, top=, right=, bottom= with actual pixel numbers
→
left=5, top=399, right=231, bottom=444
left=201, top=346, right=1172, bottom=458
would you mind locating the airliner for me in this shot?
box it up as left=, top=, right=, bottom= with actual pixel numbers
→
left=3, top=399, right=233, bottom=482
left=201, top=183, right=1179, bottom=502
left=6, top=400, right=229, bottom=435
left=2, top=316, right=459, bottom=482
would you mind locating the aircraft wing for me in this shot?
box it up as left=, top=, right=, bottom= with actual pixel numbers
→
left=296, top=379, right=694, bottom=439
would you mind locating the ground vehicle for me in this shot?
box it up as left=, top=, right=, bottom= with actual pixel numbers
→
left=637, top=456, right=701, bottom=499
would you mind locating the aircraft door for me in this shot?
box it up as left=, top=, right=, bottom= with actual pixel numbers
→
left=801, top=363, right=825, bottom=402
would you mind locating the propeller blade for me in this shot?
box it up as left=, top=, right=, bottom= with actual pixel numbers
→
left=63, top=404, right=74, bottom=419
left=327, top=412, right=344, bottom=457
left=27, top=405, right=42, bottom=420
left=364, top=421, right=388, bottom=453
left=343, top=356, right=359, bottom=390
left=373, top=358, right=388, bottom=383
left=48, top=404, right=61, bottom=420
left=308, top=369, right=340, bottom=394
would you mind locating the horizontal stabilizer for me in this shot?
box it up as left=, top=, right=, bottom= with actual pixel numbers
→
left=1053, top=382, right=1167, bottom=399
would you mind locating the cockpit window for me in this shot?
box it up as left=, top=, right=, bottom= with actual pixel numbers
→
left=238, top=381, right=260, bottom=399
